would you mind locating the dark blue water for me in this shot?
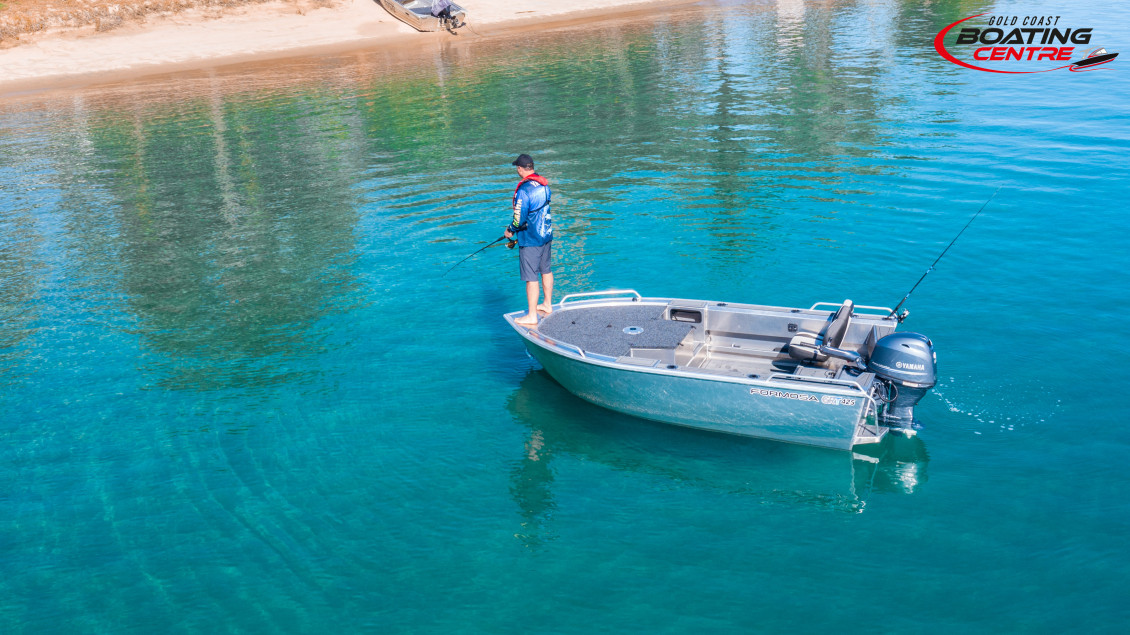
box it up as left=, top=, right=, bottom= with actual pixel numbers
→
left=2, top=0, right=1129, bottom=631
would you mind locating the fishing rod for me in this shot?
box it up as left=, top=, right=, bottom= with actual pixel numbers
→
left=888, top=186, right=1002, bottom=321
left=440, top=231, right=517, bottom=273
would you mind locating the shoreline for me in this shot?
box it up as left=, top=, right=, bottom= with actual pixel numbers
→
left=0, top=0, right=699, bottom=97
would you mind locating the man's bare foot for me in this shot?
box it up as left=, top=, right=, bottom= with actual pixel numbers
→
left=537, top=304, right=553, bottom=315
left=515, top=314, right=538, bottom=327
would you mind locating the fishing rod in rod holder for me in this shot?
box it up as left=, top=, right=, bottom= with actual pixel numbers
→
left=888, top=186, right=1003, bottom=322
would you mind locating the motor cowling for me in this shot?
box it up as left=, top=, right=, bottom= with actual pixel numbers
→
left=867, top=332, right=937, bottom=431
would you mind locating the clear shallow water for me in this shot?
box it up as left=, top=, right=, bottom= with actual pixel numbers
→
left=2, top=0, right=1129, bottom=631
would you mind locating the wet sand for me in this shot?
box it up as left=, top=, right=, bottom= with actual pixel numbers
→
left=0, top=0, right=699, bottom=95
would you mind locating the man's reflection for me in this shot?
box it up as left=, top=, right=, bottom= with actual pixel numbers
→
left=509, top=429, right=556, bottom=549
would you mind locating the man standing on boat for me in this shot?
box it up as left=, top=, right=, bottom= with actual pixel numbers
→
left=505, top=154, right=553, bottom=327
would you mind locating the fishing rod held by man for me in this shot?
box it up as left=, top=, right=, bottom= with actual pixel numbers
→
left=443, top=216, right=526, bottom=276
left=444, top=234, right=508, bottom=276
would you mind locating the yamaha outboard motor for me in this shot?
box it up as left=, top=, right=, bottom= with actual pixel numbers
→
left=867, top=332, right=937, bottom=432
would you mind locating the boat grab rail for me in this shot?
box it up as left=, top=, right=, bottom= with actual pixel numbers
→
left=808, top=302, right=894, bottom=315
left=560, top=289, right=642, bottom=305
left=768, top=373, right=870, bottom=394
left=768, top=373, right=879, bottom=413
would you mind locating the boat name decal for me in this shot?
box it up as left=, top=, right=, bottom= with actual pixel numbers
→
left=750, top=388, right=855, bottom=406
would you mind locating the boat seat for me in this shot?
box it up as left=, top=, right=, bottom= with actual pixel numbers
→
left=787, top=299, right=853, bottom=364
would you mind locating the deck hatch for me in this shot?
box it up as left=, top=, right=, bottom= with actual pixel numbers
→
left=670, top=309, right=702, bottom=323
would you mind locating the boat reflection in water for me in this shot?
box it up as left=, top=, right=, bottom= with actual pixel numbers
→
left=507, top=370, right=928, bottom=544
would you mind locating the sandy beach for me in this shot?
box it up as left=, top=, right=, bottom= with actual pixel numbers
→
left=0, top=0, right=694, bottom=94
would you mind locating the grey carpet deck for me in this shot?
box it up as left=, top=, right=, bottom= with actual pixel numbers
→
left=538, top=305, right=694, bottom=358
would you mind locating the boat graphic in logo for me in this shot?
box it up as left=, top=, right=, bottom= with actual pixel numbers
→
left=1072, top=47, right=1119, bottom=70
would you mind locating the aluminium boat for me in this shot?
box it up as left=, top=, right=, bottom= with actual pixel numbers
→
left=376, top=0, right=466, bottom=33
left=504, top=290, right=938, bottom=451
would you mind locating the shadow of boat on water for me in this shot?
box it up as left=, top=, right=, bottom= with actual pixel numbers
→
left=506, top=369, right=929, bottom=529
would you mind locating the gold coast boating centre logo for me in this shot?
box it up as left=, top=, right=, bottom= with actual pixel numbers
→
left=935, top=13, right=1119, bottom=73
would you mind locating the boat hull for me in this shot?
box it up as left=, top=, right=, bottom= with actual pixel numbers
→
left=522, top=337, right=876, bottom=451
left=376, top=0, right=465, bottom=32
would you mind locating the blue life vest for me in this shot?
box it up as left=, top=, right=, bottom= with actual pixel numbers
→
left=511, top=176, right=552, bottom=247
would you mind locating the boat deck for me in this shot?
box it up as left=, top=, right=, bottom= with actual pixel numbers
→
left=535, top=300, right=872, bottom=388
left=538, top=305, right=693, bottom=358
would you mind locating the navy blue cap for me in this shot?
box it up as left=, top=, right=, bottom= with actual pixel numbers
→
left=512, top=154, right=534, bottom=168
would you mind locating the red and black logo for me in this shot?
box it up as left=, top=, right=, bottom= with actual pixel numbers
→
left=935, top=13, right=1118, bottom=73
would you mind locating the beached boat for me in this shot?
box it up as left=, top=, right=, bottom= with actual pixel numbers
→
left=376, top=0, right=466, bottom=33
left=504, top=290, right=938, bottom=451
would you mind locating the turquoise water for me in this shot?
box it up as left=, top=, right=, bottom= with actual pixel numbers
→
left=2, top=0, right=1129, bottom=631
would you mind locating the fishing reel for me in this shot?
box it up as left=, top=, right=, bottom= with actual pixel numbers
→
left=895, top=308, right=910, bottom=324
left=506, top=222, right=526, bottom=249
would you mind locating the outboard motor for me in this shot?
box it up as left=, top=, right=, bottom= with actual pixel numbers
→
left=867, top=332, right=937, bottom=432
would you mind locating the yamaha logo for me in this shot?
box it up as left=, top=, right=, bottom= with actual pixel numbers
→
left=896, top=361, right=926, bottom=371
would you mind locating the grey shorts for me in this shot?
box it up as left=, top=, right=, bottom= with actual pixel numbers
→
left=519, top=242, right=552, bottom=282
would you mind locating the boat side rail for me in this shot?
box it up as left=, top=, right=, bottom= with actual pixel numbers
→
left=523, top=327, right=589, bottom=358
left=767, top=373, right=870, bottom=394
left=560, top=289, right=642, bottom=305
left=809, top=302, right=895, bottom=316
left=522, top=327, right=610, bottom=359
left=768, top=373, right=880, bottom=414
